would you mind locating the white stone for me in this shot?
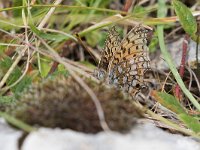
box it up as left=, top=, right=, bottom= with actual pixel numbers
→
left=22, top=123, right=200, bottom=150
left=0, top=118, right=22, bottom=150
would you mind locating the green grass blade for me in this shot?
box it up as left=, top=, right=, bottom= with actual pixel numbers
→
left=154, top=92, right=185, bottom=114
left=172, top=0, right=197, bottom=36
left=152, top=91, right=200, bottom=133
left=0, top=112, right=36, bottom=132
left=179, top=113, right=200, bottom=133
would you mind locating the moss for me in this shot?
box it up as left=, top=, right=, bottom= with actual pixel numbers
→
left=7, top=76, right=143, bottom=133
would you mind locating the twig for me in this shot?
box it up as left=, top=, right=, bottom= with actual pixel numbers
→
left=64, top=58, right=94, bottom=73
left=174, top=35, right=189, bottom=100
left=0, top=43, right=25, bottom=47
left=187, top=66, right=193, bottom=91
left=187, top=66, right=200, bottom=94
left=138, top=0, right=149, bottom=5
left=164, top=26, right=182, bottom=40
left=48, top=40, right=73, bottom=75
left=196, top=22, right=200, bottom=70
left=75, top=33, right=99, bottom=63
left=161, top=71, right=171, bottom=92
left=122, top=0, right=134, bottom=13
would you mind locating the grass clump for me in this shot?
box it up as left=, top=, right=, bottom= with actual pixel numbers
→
left=6, top=76, right=143, bottom=133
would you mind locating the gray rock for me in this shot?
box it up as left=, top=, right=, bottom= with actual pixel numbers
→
left=21, top=123, right=200, bottom=150
left=0, top=118, right=22, bottom=150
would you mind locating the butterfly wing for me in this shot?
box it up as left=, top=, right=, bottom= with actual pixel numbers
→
left=96, top=26, right=121, bottom=80
left=108, top=25, right=150, bottom=96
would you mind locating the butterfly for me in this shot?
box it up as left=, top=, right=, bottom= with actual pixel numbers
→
left=96, top=25, right=151, bottom=96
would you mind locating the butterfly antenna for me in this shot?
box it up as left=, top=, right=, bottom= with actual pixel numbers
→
left=75, top=33, right=99, bottom=64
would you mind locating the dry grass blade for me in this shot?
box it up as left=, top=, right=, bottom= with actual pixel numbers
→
left=37, top=0, right=63, bottom=30
left=0, top=46, right=27, bottom=89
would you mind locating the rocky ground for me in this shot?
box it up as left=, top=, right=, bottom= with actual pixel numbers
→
left=1, top=118, right=199, bottom=150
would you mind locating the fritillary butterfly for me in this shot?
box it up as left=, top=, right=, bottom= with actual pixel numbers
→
left=96, top=25, right=151, bottom=96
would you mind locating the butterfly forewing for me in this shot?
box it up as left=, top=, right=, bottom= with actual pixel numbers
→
left=96, top=26, right=121, bottom=80
left=109, top=26, right=149, bottom=68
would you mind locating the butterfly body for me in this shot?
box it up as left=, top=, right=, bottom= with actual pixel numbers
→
left=96, top=25, right=150, bottom=96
